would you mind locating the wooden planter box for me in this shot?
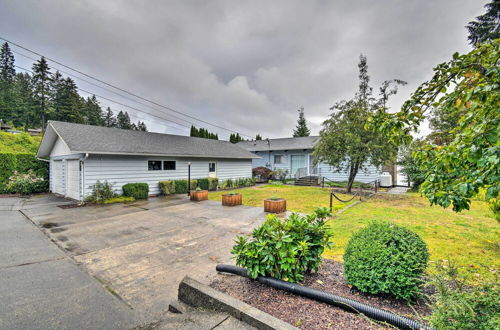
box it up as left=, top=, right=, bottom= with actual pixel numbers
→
left=190, top=190, right=208, bottom=201
left=264, top=198, right=286, bottom=213
left=222, top=194, right=242, bottom=206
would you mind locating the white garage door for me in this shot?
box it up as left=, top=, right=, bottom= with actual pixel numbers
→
left=65, top=160, right=80, bottom=200
left=52, top=160, right=64, bottom=194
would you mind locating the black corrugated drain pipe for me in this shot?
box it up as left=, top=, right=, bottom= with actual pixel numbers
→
left=216, top=264, right=429, bottom=330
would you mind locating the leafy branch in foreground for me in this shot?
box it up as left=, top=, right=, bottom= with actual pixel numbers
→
left=369, top=40, right=499, bottom=215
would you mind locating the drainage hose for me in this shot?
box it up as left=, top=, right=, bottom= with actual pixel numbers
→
left=216, top=264, right=428, bottom=330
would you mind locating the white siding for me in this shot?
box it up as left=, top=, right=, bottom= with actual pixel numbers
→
left=83, top=155, right=252, bottom=198
left=251, top=149, right=381, bottom=183
left=50, top=137, right=71, bottom=157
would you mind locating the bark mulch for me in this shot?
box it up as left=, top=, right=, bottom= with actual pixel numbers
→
left=210, top=259, right=431, bottom=329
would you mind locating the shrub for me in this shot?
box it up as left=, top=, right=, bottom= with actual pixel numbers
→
left=272, top=169, right=288, bottom=183
left=122, top=183, right=149, bottom=199
left=0, top=153, right=48, bottom=191
left=159, top=180, right=175, bottom=195
left=343, top=222, right=429, bottom=301
left=172, top=179, right=198, bottom=194
left=85, top=180, right=115, bottom=203
left=103, top=196, right=135, bottom=204
left=198, top=178, right=209, bottom=190
left=5, top=170, right=47, bottom=194
left=427, top=260, right=500, bottom=329
left=208, top=177, right=218, bottom=191
left=252, top=166, right=272, bottom=181
left=232, top=207, right=333, bottom=282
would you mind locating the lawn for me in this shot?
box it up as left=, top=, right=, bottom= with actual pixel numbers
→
left=208, top=184, right=354, bottom=213
left=324, top=193, right=499, bottom=280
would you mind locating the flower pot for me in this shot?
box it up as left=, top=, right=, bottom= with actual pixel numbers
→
left=264, top=198, right=286, bottom=213
left=222, top=193, right=242, bottom=206
left=190, top=190, right=208, bottom=201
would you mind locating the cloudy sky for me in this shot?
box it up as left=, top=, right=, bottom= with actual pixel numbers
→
left=0, top=0, right=487, bottom=139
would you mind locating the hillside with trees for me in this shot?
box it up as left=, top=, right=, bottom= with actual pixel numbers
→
left=0, top=42, right=147, bottom=132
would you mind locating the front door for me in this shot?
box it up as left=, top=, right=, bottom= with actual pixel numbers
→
left=290, top=155, right=306, bottom=177
left=208, top=162, right=217, bottom=178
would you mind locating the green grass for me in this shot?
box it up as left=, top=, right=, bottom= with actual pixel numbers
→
left=324, top=193, right=499, bottom=280
left=208, top=184, right=354, bottom=213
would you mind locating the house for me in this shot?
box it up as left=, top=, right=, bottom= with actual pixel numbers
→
left=37, top=121, right=258, bottom=201
left=237, top=136, right=382, bottom=183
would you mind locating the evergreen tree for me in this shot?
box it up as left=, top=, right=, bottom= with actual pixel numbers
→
left=137, top=121, right=147, bottom=131
left=293, top=106, right=310, bottom=137
left=116, top=110, right=132, bottom=129
left=466, top=1, right=500, bottom=46
left=12, top=72, right=35, bottom=127
left=255, top=134, right=262, bottom=140
left=104, top=107, right=117, bottom=127
left=190, top=125, right=197, bottom=137
left=51, top=75, right=83, bottom=124
left=229, top=133, right=244, bottom=143
left=31, top=57, right=52, bottom=130
left=0, top=42, right=16, bottom=122
left=189, top=125, right=218, bottom=139
left=83, top=95, right=104, bottom=126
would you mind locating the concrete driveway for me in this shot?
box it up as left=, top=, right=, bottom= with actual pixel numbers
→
left=19, top=194, right=267, bottom=324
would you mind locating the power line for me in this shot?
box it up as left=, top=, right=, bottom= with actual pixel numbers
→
left=1, top=36, right=253, bottom=138
left=14, top=65, right=189, bottom=132
left=12, top=49, right=197, bottom=128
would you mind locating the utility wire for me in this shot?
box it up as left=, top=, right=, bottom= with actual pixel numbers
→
left=15, top=65, right=189, bottom=132
left=1, top=36, right=253, bottom=138
left=12, top=49, right=197, bottom=128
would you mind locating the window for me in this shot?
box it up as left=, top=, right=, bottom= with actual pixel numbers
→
left=148, top=160, right=162, bottom=171
left=163, top=161, right=176, bottom=170
left=209, top=162, right=216, bottom=173
left=274, top=155, right=284, bottom=164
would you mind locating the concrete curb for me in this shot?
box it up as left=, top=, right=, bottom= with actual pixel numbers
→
left=178, top=276, right=297, bottom=330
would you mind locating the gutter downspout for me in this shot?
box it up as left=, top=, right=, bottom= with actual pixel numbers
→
left=80, top=153, right=89, bottom=201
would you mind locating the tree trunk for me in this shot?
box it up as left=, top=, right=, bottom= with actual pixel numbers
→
left=346, top=161, right=360, bottom=193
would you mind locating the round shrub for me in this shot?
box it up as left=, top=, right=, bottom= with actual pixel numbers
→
left=343, top=222, right=429, bottom=301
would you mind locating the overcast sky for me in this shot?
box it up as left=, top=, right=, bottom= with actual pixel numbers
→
left=0, top=0, right=487, bottom=139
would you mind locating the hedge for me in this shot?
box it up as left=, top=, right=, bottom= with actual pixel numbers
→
left=122, top=183, right=149, bottom=199
left=159, top=178, right=219, bottom=195
left=0, top=152, right=49, bottom=192
left=159, top=180, right=175, bottom=195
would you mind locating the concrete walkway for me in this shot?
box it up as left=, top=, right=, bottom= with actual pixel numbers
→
left=0, top=196, right=135, bottom=330
left=386, top=186, right=411, bottom=194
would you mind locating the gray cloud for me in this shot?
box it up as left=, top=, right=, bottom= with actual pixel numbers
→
left=0, top=0, right=487, bottom=138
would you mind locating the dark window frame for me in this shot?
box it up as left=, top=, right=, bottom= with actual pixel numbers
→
left=163, top=160, right=176, bottom=171
left=148, top=160, right=162, bottom=171
left=274, top=155, right=284, bottom=164
left=209, top=162, right=216, bottom=173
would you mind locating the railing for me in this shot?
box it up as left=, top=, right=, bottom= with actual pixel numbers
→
left=295, top=167, right=307, bottom=179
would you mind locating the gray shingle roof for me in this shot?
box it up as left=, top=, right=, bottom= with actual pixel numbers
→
left=237, top=136, right=319, bottom=152
left=38, top=121, right=258, bottom=159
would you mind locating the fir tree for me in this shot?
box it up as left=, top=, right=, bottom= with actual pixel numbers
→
left=31, top=57, right=52, bottom=130
left=466, top=1, right=500, bottom=46
left=104, top=107, right=117, bottom=127
left=137, top=121, right=147, bottom=131
left=116, top=111, right=132, bottom=129
left=293, top=106, right=310, bottom=137
left=51, top=75, right=83, bottom=123
left=83, top=95, right=104, bottom=126
left=255, top=134, right=262, bottom=140
left=0, top=42, right=16, bottom=122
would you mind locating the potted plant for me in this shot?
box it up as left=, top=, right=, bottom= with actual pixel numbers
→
left=190, top=187, right=208, bottom=201
left=264, top=196, right=286, bottom=213
left=222, top=192, right=242, bottom=206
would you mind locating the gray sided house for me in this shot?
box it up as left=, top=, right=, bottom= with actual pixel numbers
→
left=237, top=136, right=381, bottom=183
left=37, top=121, right=258, bottom=201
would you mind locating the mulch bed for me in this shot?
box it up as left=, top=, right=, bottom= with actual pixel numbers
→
left=210, top=259, right=431, bottom=329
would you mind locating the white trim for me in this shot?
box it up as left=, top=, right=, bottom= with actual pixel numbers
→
left=70, top=150, right=258, bottom=159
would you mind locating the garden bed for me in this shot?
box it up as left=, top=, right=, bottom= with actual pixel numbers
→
left=211, top=259, right=430, bottom=329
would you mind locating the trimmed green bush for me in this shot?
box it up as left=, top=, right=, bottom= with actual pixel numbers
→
left=0, top=153, right=48, bottom=192
left=159, top=180, right=175, bottom=195
left=85, top=180, right=115, bottom=203
left=343, top=222, right=429, bottom=301
left=208, top=177, right=218, bottom=191
left=123, top=183, right=149, bottom=199
left=198, top=178, right=209, bottom=190
left=172, top=179, right=198, bottom=194
left=232, top=207, right=333, bottom=282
